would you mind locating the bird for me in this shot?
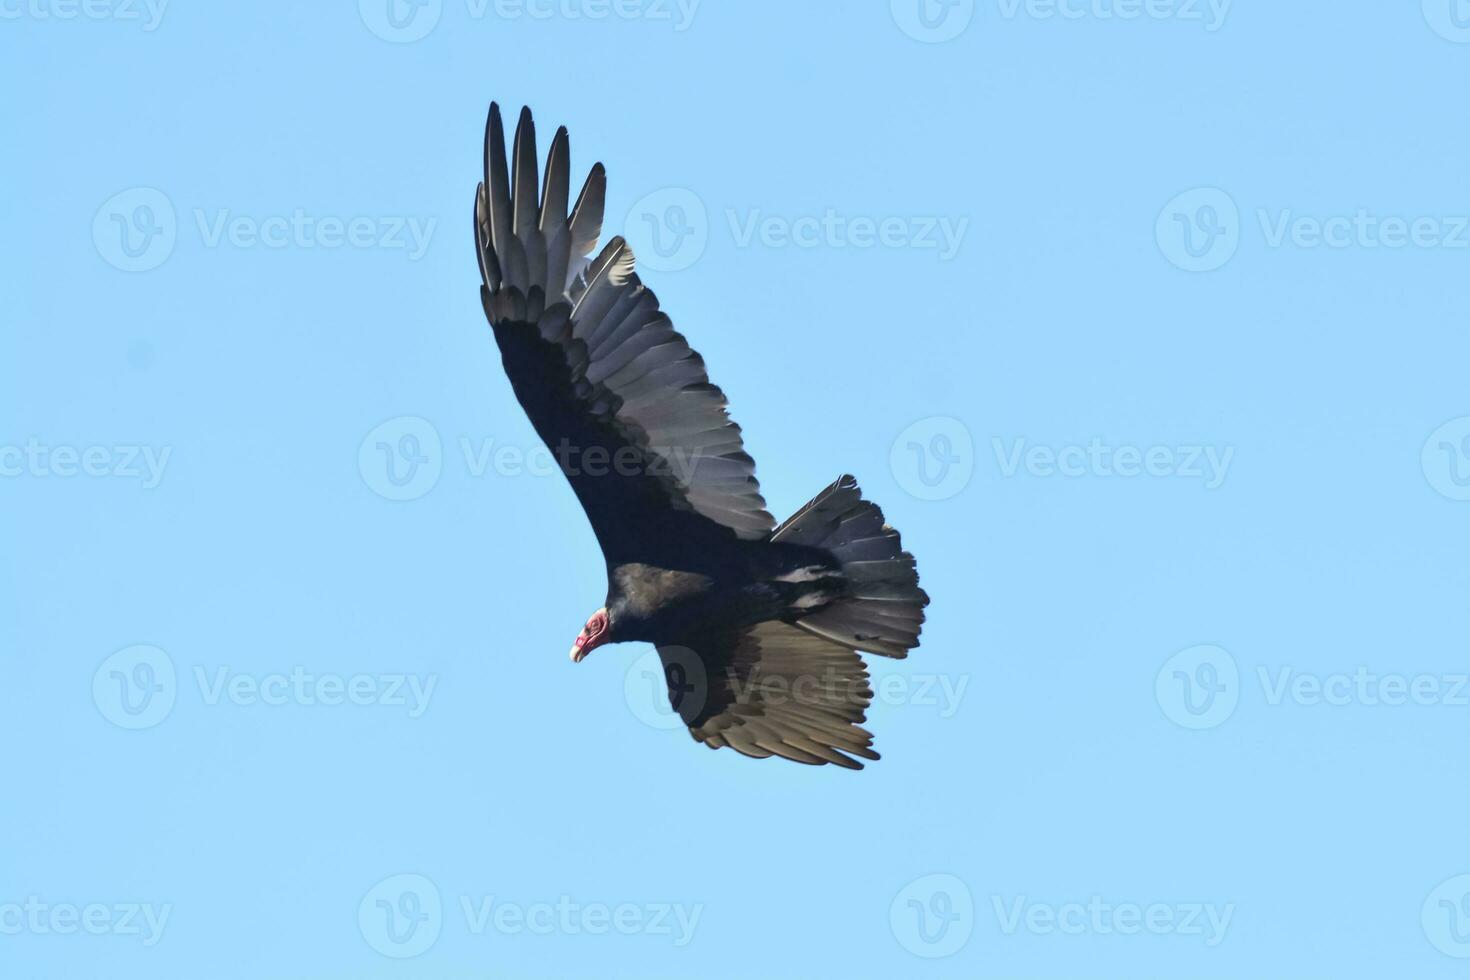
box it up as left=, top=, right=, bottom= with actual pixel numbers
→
left=474, top=104, right=930, bottom=769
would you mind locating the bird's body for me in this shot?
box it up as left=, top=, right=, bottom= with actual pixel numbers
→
left=476, top=104, right=930, bottom=769
left=604, top=542, right=845, bottom=644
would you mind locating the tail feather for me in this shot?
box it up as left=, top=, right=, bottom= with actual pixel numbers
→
left=773, top=475, right=929, bottom=659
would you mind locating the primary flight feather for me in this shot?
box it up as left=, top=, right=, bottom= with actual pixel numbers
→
left=475, top=103, right=929, bottom=769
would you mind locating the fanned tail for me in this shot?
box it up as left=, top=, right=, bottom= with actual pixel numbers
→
left=773, top=475, right=929, bottom=659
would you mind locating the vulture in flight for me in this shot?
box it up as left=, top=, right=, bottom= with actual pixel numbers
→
left=474, top=104, right=929, bottom=769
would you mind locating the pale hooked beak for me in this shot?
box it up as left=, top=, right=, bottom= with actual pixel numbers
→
left=570, top=634, right=593, bottom=663
left=570, top=606, right=608, bottom=664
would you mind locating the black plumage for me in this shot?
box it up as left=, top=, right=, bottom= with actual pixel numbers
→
left=475, top=104, right=929, bottom=769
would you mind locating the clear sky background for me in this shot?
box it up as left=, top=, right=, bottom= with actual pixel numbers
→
left=6, top=1, right=1470, bottom=977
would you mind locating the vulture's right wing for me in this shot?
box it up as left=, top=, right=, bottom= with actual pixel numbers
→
left=657, top=621, right=881, bottom=770
left=476, top=104, right=775, bottom=567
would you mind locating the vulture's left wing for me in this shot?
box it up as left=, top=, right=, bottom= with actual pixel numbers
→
left=475, top=104, right=774, bottom=566
left=657, top=621, right=880, bottom=769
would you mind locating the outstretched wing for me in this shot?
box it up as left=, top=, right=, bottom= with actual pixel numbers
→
left=657, top=621, right=880, bottom=770
left=475, top=104, right=774, bottom=566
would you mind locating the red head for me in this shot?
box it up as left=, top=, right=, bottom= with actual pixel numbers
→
left=570, top=607, right=610, bottom=663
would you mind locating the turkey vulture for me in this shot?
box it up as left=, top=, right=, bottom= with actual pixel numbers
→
left=474, top=104, right=930, bottom=769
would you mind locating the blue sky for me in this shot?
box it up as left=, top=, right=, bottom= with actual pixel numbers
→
left=6, top=2, right=1470, bottom=977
